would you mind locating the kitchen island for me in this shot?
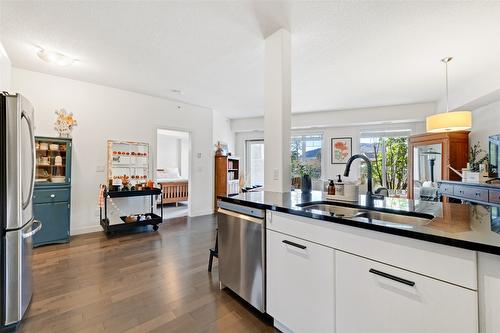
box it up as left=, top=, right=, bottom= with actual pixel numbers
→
left=219, top=191, right=500, bottom=333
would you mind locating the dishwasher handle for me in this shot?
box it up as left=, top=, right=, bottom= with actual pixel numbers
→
left=217, top=208, right=263, bottom=224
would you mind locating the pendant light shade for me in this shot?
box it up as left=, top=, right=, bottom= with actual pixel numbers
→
left=426, top=57, right=472, bottom=133
left=426, top=110, right=472, bottom=133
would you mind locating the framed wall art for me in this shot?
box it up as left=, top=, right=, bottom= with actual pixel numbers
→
left=331, top=137, right=352, bottom=164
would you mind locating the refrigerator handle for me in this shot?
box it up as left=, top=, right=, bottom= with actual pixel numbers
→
left=21, top=111, right=36, bottom=210
left=22, top=220, right=42, bottom=239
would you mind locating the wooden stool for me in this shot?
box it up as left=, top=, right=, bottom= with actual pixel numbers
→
left=208, top=229, right=218, bottom=272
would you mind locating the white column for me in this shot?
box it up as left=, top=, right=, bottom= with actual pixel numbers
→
left=264, top=29, right=291, bottom=193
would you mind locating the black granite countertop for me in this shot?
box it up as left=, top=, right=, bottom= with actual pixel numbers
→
left=219, top=191, right=500, bottom=255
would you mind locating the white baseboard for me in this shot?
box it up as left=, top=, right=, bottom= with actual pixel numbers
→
left=274, top=320, right=293, bottom=333
left=189, top=209, right=214, bottom=217
left=71, top=225, right=102, bottom=235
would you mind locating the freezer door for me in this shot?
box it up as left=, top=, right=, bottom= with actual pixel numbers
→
left=5, top=219, right=42, bottom=325
left=5, top=94, right=35, bottom=230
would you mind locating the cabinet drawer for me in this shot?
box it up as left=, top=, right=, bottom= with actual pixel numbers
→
left=267, top=229, right=335, bottom=333
left=438, top=183, right=454, bottom=195
left=336, top=251, right=478, bottom=333
left=489, top=190, right=500, bottom=204
left=268, top=211, right=477, bottom=289
left=33, top=188, right=70, bottom=204
left=454, top=185, right=489, bottom=201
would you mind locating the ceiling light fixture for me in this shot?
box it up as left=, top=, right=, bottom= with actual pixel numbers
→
left=170, top=89, right=183, bottom=94
left=37, top=48, right=75, bottom=66
left=426, top=57, right=471, bottom=133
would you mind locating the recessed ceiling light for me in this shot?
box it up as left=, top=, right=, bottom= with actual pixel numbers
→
left=37, top=48, right=75, bottom=66
left=170, top=89, right=183, bottom=94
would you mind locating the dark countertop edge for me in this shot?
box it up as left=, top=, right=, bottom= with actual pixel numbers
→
left=219, top=196, right=500, bottom=256
left=439, top=180, right=500, bottom=189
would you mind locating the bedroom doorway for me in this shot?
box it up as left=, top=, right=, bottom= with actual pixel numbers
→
left=156, top=129, right=190, bottom=219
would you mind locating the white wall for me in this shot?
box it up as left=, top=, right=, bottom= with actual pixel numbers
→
left=156, top=134, right=180, bottom=170
left=12, top=68, right=214, bottom=234
left=234, top=104, right=427, bottom=184
left=156, top=130, right=190, bottom=178
left=180, top=138, right=189, bottom=178
left=0, top=41, right=11, bottom=91
left=470, top=100, right=500, bottom=150
left=231, top=102, right=435, bottom=132
left=212, top=109, right=235, bottom=154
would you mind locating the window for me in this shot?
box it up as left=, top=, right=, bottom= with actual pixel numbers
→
left=291, top=134, right=323, bottom=181
left=360, top=130, right=410, bottom=197
left=246, top=140, right=264, bottom=186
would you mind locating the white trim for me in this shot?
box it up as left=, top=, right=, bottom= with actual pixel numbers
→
left=189, top=209, right=214, bottom=217
left=155, top=127, right=193, bottom=216
left=273, top=320, right=294, bottom=333
left=71, top=225, right=102, bottom=235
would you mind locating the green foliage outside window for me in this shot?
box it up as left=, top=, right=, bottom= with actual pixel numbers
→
left=361, top=137, right=408, bottom=191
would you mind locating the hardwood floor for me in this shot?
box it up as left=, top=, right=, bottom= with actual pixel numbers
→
left=18, top=215, right=275, bottom=333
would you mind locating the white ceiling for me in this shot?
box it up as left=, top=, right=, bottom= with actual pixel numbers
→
left=2, top=1, right=500, bottom=119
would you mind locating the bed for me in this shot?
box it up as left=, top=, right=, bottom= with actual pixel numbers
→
left=156, top=168, right=189, bottom=206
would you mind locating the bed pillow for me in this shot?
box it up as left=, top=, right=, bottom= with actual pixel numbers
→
left=157, top=170, right=168, bottom=179
left=165, top=167, right=181, bottom=179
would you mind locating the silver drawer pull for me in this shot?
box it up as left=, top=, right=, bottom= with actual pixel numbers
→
left=50, top=194, right=56, bottom=198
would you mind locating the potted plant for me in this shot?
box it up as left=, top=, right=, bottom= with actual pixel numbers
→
left=469, top=142, right=488, bottom=172
left=466, top=142, right=489, bottom=182
left=297, top=163, right=313, bottom=193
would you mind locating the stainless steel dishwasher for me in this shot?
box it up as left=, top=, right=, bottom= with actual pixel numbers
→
left=217, top=201, right=265, bottom=312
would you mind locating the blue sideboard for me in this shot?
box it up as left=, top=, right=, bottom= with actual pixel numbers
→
left=33, top=136, right=72, bottom=247
left=438, top=180, right=500, bottom=206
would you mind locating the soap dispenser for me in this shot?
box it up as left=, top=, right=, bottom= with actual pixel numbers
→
left=328, top=179, right=336, bottom=195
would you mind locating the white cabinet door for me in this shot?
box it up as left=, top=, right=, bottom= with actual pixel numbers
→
left=336, top=251, right=478, bottom=333
left=267, top=229, right=334, bottom=333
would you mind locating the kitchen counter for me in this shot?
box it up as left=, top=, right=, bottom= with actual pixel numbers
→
left=219, top=190, right=500, bottom=255
left=439, top=179, right=500, bottom=189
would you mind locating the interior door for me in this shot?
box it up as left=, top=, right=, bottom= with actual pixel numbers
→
left=20, top=96, right=35, bottom=226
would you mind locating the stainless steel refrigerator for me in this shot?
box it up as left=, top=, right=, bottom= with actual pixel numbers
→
left=0, top=93, right=42, bottom=329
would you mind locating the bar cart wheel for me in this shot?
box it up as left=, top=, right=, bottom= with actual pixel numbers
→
left=153, top=225, right=159, bottom=231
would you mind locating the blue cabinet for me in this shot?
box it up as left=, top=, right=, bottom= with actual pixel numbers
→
left=33, top=137, right=72, bottom=247
left=33, top=197, right=70, bottom=246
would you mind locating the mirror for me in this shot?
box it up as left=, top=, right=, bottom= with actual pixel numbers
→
left=413, top=143, right=442, bottom=200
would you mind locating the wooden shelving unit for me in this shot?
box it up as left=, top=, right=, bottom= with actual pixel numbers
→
left=408, top=131, right=469, bottom=200
left=214, top=156, right=240, bottom=208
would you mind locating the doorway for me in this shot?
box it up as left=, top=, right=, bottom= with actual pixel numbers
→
left=245, top=140, right=264, bottom=187
left=156, top=129, right=190, bottom=218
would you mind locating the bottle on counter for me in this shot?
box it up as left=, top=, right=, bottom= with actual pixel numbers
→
left=328, top=179, right=336, bottom=195
left=335, top=175, right=345, bottom=196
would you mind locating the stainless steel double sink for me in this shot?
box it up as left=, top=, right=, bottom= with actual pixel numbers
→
left=297, top=203, right=433, bottom=227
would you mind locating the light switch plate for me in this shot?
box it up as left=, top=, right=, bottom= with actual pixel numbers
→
left=96, top=165, right=105, bottom=172
left=273, top=168, right=279, bottom=180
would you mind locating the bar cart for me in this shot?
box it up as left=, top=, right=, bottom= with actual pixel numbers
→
left=100, top=187, right=163, bottom=234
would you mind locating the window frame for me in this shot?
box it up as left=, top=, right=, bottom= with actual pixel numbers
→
left=245, top=139, right=265, bottom=186
left=291, top=132, right=324, bottom=180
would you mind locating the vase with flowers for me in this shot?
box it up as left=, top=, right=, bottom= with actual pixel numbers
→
left=54, top=109, right=78, bottom=138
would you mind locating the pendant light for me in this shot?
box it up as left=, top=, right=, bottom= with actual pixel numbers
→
left=426, top=57, right=472, bottom=133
